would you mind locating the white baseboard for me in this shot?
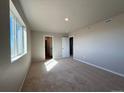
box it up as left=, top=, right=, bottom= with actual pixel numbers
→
left=18, top=61, right=32, bottom=92
left=54, top=57, right=62, bottom=59
left=74, top=58, right=124, bottom=78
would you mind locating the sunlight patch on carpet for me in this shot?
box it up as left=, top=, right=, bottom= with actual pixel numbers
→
left=44, top=59, right=58, bottom=72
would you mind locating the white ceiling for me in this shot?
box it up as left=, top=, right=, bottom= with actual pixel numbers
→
left=19, top=0, right=124, bottom=33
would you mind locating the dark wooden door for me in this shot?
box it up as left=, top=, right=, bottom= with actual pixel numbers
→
left=45, top=37, right=53, bottom=59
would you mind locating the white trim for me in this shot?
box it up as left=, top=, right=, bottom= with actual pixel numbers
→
left=11, top=52, right=27, bottom=63
left=18, top=60, right=31, bottom=92
left=10, top=0, right=27, bottom=63
left=74, top=58, right=124, bottom=78
left=10, top=0, right=25, bottom=26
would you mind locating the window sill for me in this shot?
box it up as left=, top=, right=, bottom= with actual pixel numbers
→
left=11, top=52, right=27, bottom=63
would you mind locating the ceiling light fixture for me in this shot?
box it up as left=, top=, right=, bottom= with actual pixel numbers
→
left=65, top=18, right=69, bottom=22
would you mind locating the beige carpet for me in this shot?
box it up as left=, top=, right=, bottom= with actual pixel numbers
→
left=22, top=58, right=124, bottom=92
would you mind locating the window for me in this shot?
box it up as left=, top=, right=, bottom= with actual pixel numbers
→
left=10, top=0, right=27, bottom=62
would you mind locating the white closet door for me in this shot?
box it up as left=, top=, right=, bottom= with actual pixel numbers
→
left=62, top=37, right=69, bottom=58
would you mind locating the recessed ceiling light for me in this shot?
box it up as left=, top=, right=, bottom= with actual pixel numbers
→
left=65, top=18, right=69, bottom=21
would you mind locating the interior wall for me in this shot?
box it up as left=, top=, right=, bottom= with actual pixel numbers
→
left=0, top=0, right=31, bottom=91
left=31, top=31, right=62, bottom=62
left=69, top=13, right=124, bottom=76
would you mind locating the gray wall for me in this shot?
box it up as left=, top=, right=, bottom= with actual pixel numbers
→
left=0, top=0, right=31, bottom=91
left=69, top=13, right=124, bottom=76
left=31, top=31, right=62, bottom=62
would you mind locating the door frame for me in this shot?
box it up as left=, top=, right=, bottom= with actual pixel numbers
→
left=43, top=35, right=54, bottom=60
left=69, top=35, right=74, bottom=57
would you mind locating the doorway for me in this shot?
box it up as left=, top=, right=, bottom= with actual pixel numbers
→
left=45, top=37, right=53, bottom=59
left=69, top=37, right=73, bottom=57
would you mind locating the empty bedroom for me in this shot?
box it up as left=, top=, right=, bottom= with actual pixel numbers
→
left=0, top=0, right=124, bottom=92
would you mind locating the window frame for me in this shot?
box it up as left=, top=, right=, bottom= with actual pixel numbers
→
left=10, top=0, right=27, bottom=63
